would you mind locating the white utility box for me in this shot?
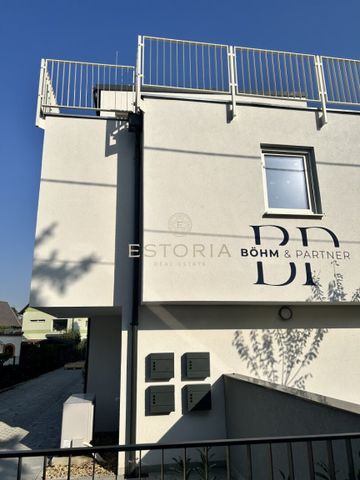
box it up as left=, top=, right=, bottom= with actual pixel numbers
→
left=60, top=393, right=95, bottom=448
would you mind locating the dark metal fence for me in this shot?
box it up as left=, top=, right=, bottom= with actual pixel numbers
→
left=0, top=432, right=359, bottom=479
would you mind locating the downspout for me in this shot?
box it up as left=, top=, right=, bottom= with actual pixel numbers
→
left=83, top=318, right=91, bottom=393
left=126, top=111, right=143, bottom=475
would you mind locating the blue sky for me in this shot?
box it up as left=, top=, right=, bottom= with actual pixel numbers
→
left=1, top=0, right=360, bottom=309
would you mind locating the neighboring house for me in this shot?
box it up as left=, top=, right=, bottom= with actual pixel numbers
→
left=21, top=306, right=87, bottom=341
left=31, top=36, right=360, bottom=474
left=0, top=301, right=23, bottom=365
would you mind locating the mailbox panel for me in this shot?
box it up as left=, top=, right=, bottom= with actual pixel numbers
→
left=186, top=384, right=212, bottom=411
left=148, top=386, right=175, bottom=414
left=148, top=353, right=174, bottom=380
left=185, top=352, right=210, bottom=379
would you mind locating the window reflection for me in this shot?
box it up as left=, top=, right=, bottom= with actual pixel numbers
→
left=265, top=155, right=309, bottom=209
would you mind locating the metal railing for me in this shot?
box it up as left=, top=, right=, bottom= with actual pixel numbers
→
left=36, top=36, right=360, bottom=125
left=136, top=35, right=360, bottom=122
left=0, top=432, right=359, bottom=479
left=37, top=59, right=135, bottom=123
left=235, top=47, right=319, bottom=101
left=141, top=36, right=230, bottom=93
left=322, top=56, right=360, bottom=105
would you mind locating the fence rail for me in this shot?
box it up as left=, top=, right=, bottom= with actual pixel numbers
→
left=235, top=47, right=320, bottom=101
left=36, top=36, right=360, bottom=124
left=37, top=59, right=135, bottom=121
left=1, top=432, right=359, bottom=479
left=322, top=56, right=360, bottom=105
left=141, top=36, right=231, bottom=93
left=136, top=35, right=360, bottom=122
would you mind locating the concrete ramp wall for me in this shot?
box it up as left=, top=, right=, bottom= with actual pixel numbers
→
left=224, top=374, right=360, bottom=479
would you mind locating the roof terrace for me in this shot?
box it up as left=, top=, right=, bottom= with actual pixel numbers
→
left=36, top=35, right=360, bottom=126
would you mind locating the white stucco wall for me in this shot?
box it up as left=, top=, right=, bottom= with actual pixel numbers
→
left=30, top=116, right=136, bottom=308
left=32, top=113, right=137, bottom=451
left=31, top=93, right=360, bottom=464
left=136, top=304, right=360, bottom=445
left=141, top=97, right=360, bottom=303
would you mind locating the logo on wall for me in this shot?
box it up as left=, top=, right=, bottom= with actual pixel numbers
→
left=130, top=220, right=352, bottom=291
left=168, top=213, right=192, bottom=237
left=247, top=225, right=343, bottom=286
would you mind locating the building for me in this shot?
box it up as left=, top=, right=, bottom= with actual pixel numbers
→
left=21, top=306, right=87, bottom=341
left=30, top=36, right=360, bottom=475
left=0, top=301, right=23, bottom=365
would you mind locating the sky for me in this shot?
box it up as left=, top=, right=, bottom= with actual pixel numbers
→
left=1, top=0, right=360, bottom=310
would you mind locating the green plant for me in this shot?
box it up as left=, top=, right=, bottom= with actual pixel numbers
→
left=58, top=330, right=81, bottom=345
left=76, top=338, right=87, bottom=359
left=315, top=461, right=339, bottom=479
left=279, top=470, right=290, bottom=480
left=194, top=448, right=217, bottom=480
left=170, top=454, right=194, bottom=479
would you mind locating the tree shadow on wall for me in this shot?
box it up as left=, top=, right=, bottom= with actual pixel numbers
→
left=233, top=262, right=360, bottom=390
left=308, top=261, right=360, bottom=302
left=31, top=223, right=99, bottom=305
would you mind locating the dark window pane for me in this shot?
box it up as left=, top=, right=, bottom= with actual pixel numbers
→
left=53, top=319, right=68, bottom=331
left=265, top=155, right=309, bottom=209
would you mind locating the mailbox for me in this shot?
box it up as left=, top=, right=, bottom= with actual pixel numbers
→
left=186, top=384, right=212, bottom=411
left=148, top=353, right=174, bottom=380
left=184, top=352, right=210, bottom=379
left=148, top=385, right=175, bottom=414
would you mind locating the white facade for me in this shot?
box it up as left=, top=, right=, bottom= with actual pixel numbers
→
left=31, top=38, right=360, bottom=473
left=141, top=97, right=360, bottom=303
left=22, top=307, right=87, bottom=340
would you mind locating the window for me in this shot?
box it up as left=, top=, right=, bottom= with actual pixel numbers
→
left=261, top=147, right=322, bottom=215
left=52, top=319, right=68, bottom=332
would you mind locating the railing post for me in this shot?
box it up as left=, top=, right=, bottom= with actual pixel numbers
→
left=228, top=46, right=237, bottom=119
left=315, top=55, right=328, bottom=125
left=225, top=445, right=231, bottom=480
left=16, top=457, right=22, bottom=480
left=183, top=448, right=187, bottom=480
left=35, top=58, right=46, bottom=129
left=345, top=439, right=355, bottom=480
left=135, top=35, right=143, bottom=112
left=42, top=456, right=47, bottom=479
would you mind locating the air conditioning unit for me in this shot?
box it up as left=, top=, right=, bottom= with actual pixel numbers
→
left=60, top=393, right=95, bottom=448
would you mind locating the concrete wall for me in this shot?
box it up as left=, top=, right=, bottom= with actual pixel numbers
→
left=141, top=97, right=360, bottom=303
left=224, top=374, right=360, bottom=438
left=136, top=304, right=360, bottom=445
left=224, top=374, right=360, bottom=479
left=86, top=315, right=122, bottom=433
left=30, top=116, right=136, bottom=308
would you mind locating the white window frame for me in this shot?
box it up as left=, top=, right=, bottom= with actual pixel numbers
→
left=261, top=149, right=317, bottom=216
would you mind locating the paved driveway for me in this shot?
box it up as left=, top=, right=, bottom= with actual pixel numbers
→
left=0, top=368, right=83, bottom=479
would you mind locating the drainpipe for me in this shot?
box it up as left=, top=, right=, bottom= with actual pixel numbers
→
left=126, top=111, right=143, bottom=476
